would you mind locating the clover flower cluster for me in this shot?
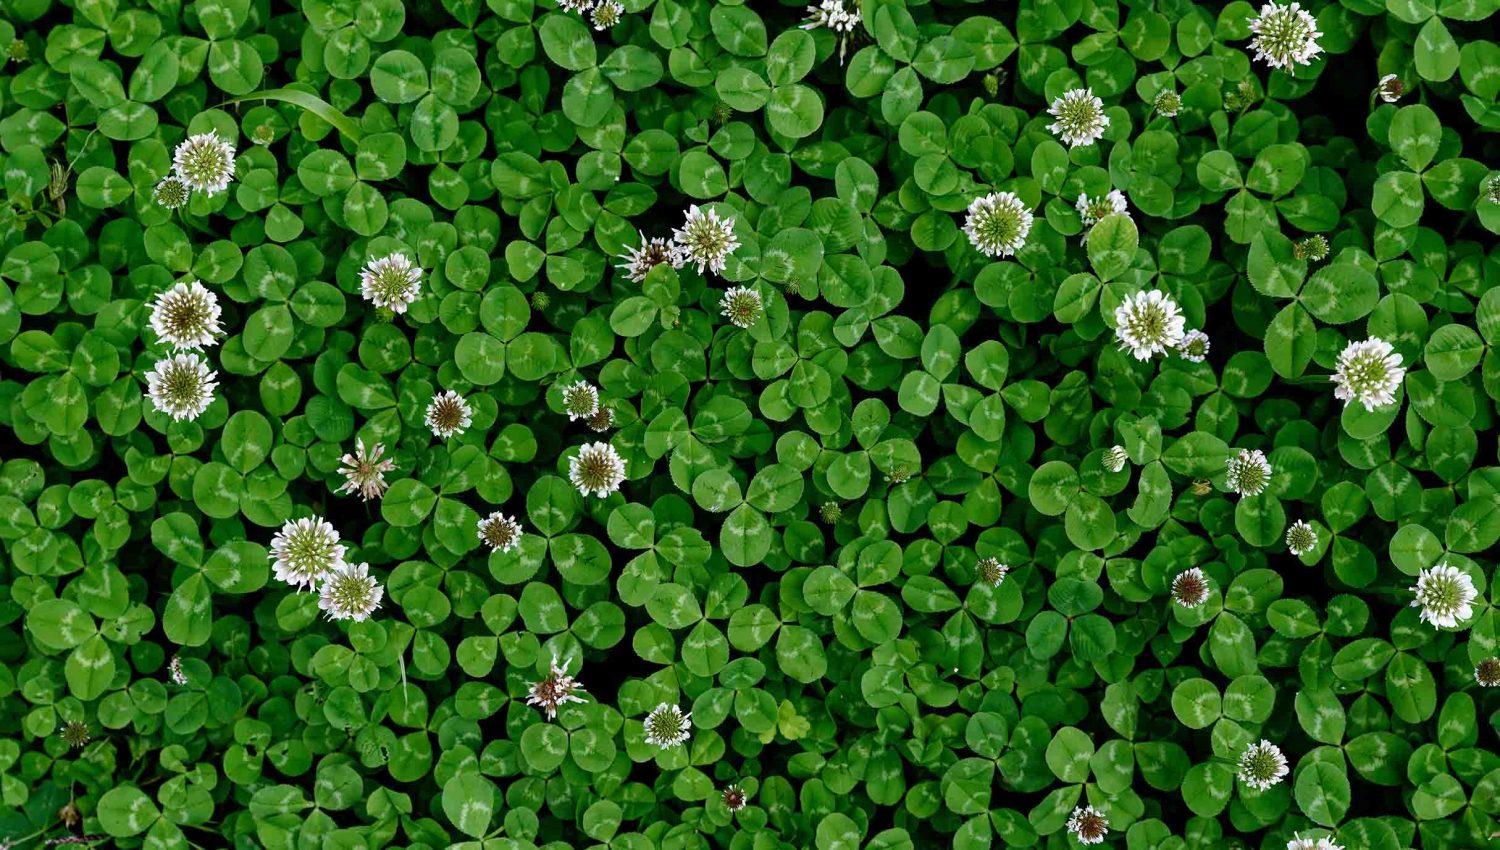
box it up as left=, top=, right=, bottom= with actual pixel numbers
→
left=268, top=517, right=384, bottom=622
left=156, top=131, right=237, bottom=208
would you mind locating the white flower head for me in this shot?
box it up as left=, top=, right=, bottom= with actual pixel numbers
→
left=149, top=280, right=222, bottom=350
left=720, top=286, right=763, bottom=329
left=976, top=557, right=1009, bottom=587
left=1171, top=568, right=1209, bottom=608
left=671, top=205, right=740, bottom=275
left=1153, top=89, right=1181, bottom=117
left=155, top=175, right=190, bottom=209
left=318, top=561, right=384, bottom=622
left=270, top=516, right=346, bottom=590
left=172, top=131, right=236, bottom=195
left=1475, top=658, right=1500, bottom=687
left=1287, top=835, right=1345, bottom=850
left=722, top=784, right=748, bottom=812
left=561, top=380, right=600, bottom=421
left=963, top=191, right=1033, bottom=258
left=477, top=512, right=523, bottom=553
left=1076, top=190, right=1128, bottom=228
left=1376, top=74, right=1404, bottom=103
left=337, top=439, right=397, bottom=501
left=1410, top=563, right=1478, bottom=629
left=587, top=406, right=615, bottom=433
left=167, top=654, right=188, bottom=686
left=1237, top=739, right=1289, bottom=791
left=527, top=658, right=587, bottom=720
left=1226, top=448, right=1273, bottom=497
left=1113, top=290, right=1186, bottom=360
left=1178, top=329, right=1211, bottom=363
left=1047, top=87, right=1110, bottom=147
left=557, top=0, right=594, bottom=11
left=1286, top=520, right=1317, bottom=556
left=1066, top=806, right=1109, bottom=845
left=1332, top=337, right=1405, bottom=411
left=803, top=0, right=860, bottom=33
left=644, top=703, right=692, bottom=747
left=1248, top=2, right=1323, bottom=70
left=361, top=253, right=422, bottom=314
left=618, top=233, right=675, bottom=283
left=590, top=0, right=622, bottom=28
left=144, top=352, right=218, bottom=421
left=426, top=390, right=473, bottom=439
left=570, top=441, right=626, bottom=498
left=1103, top=445, right=1129, bottom=473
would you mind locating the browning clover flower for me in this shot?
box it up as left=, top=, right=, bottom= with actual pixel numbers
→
left=1475, top=658, right=1500, bottom=687
left=360, top=253, right=423, bottom=313
left=1247, top=2, right=1323, bottom=71
left=172, top=131, right=236, bottom=195
left=318, top=562, right=384, bottom=622
left=586, top=405, right=615, bottom=432
left=1332, top=337, right=1405, bottom=411
left=1286, top=520, right=1317, bottom=556
left=527, top=658, right=587, bottom=720
left=1066, top=806, right=1109, bottom=845
left=720, top=286, right=763, bottom=328
left=1226, top=448, right=1273, bottom=497
left=1114, top=290, right=1186, bottom=360
left=1171, top=568, right=1210, bottom=608
left=477, top=511, right=523, bottom=553
left=569, top=441, right=626, bottom=497
left=270, top=516, right=346, bottom=589
left=154, top=174, right=190, bottom=209
left=1410, top=563, right=1477, bottom=629
left=1237, top=739, right=1289, bottom=791
left=1178, top=329, right=1211, bottom=363
left=976, top=557, right=1009, bottom=587
left=149, top=280, right=222, bottom=350
left=963, top=191, right=1033, bottom=258
left=336, top=439, right=397, bottom=501
left=1103, top=445, right=1129, bottom=473
left=561, top=380, right=600, bottom=421
left=144, top=352, right=218, bottom=421
left=721, top=784, right=748, bottom=812
left=60, top=721, right=91, bottom=749
left=1047, top=87, right=1110, bottom=147
left=426, top=390, right=473, bottom=439
left=643, top=703, right=692, bottom=747
left=1376, top=74, right=1404, bottom=103
left=671, top=205, right=739, bottom=275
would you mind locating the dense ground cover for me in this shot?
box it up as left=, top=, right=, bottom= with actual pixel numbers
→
left=0, top=0, right=1498, bottom=848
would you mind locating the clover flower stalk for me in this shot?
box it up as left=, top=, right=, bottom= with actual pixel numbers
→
left=644, top=703, right=692, bottom=747
left=318, top=562, right=384, bottom=622
left=1114, top=290, right=1186, bottom=360
left=1226, top=449, right=1273, bottom=497
left=1237, top=740, right=1289, bottom=791
left=1171, top=568, right=1210, bottom=608
left=671, top=206, right=739, bottom=275
left=426, top=390, right=473, bottom=439
left=1332, top=338, right=1405, bottom=411
left=477, top=512, right=523, bottom=553
left=149, top=280, right=222, bottom=350
left=360, top=253, right=422, bottom=314
left=1047, top=88, right=1110, bottom=147
left=1410, top=563, right=1477, bottom=629
left=570, top=441, right=626, bottom=498
left=144, top=352, right=218, bottom=421
left=963, top=192, right=1033, bottom=258
left=270, top=517, right=347, bottom=590
left=337, top=439, right=397, bottom=501
left=527, top=658, right=587, bottom=720
left=1066, top=806, right=1109, bottom=845
left=1286, top=520, right=1317, bottom=556
left=172, top=131, right=236, bottom=195
left=1247, top=2, right=1323, bottom=72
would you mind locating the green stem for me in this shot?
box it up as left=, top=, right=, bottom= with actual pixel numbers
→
left=222, top=89, right=363, bottom=144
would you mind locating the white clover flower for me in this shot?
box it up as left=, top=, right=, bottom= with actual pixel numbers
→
left=570, top=441, right=626, bottom=498
left=1178, top=329, right=1211, bottom=363
left=527, top=658, right=587, bottom=720
left=148, top=280, right=222, bottom=350
left=557, top=0, right=594, bottom=11
left=644, top=703, right=692, bottom=747
left=155, top=175, right=190, bottom=209
left=318, top=561, right=384, bottom=622
left=720, top=286, right=763, bottom=329
left=561, top=380, right=600, bottom=421
left=1247, top=2, right=1323, bottom=71
left=360, top=253, right=422, bottom=314
left=722, top=784, right=748, bottom=812
left=270, top=517, right=346, bottom=590
left=1287, top=835, right=1345, bottom=850
left=1332, top=338, right=1405, bottom=411
left=426, top=390, right=473, bottom=439
left=803, top=0, right=860, bottom=33
left=1171, top=568, right=1209, bottom=608
left=336, top=439, right=396, bottom=501
left=172, top=131, right=236, bottom=195
left=1103, top=445, right=1129, bottom=473
left=1410, top=563, right=1478, bottom=629
left=1286, top=520, right=1317, bottom=556
left=1237, top=740, right=1289, bottom=791
left=618, top=232, right=674, bottom=283
left=976, top=557, right=1009, bottom=588
left=1047, top=87, right=1110, bottom=147
left=167, top=654, right=187, bottom=686
left=1153, top=89, right=1181, bottom=117
left=477, top=512, right=523, bottom=553
left=962, top=191, right=1033, bottom=258
left=1376, top=74, right=1404, bottom=103
left=587, top=406, right=614, bottom=433
left=1076, top=190, right=1128, bottom=228
left=144, top=352, right=218, bottom=421
left=1475, top=658, right=1500, bottom=687
left=1066, top=806, right=1109, bottom=845
left=1113, top=290, right=1186, bottom=361
left=671, top=205, right=740, bottom=275
left=590, top=0, right=622, bottom=28
left=1226, top=448, right=1273, bottom=497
